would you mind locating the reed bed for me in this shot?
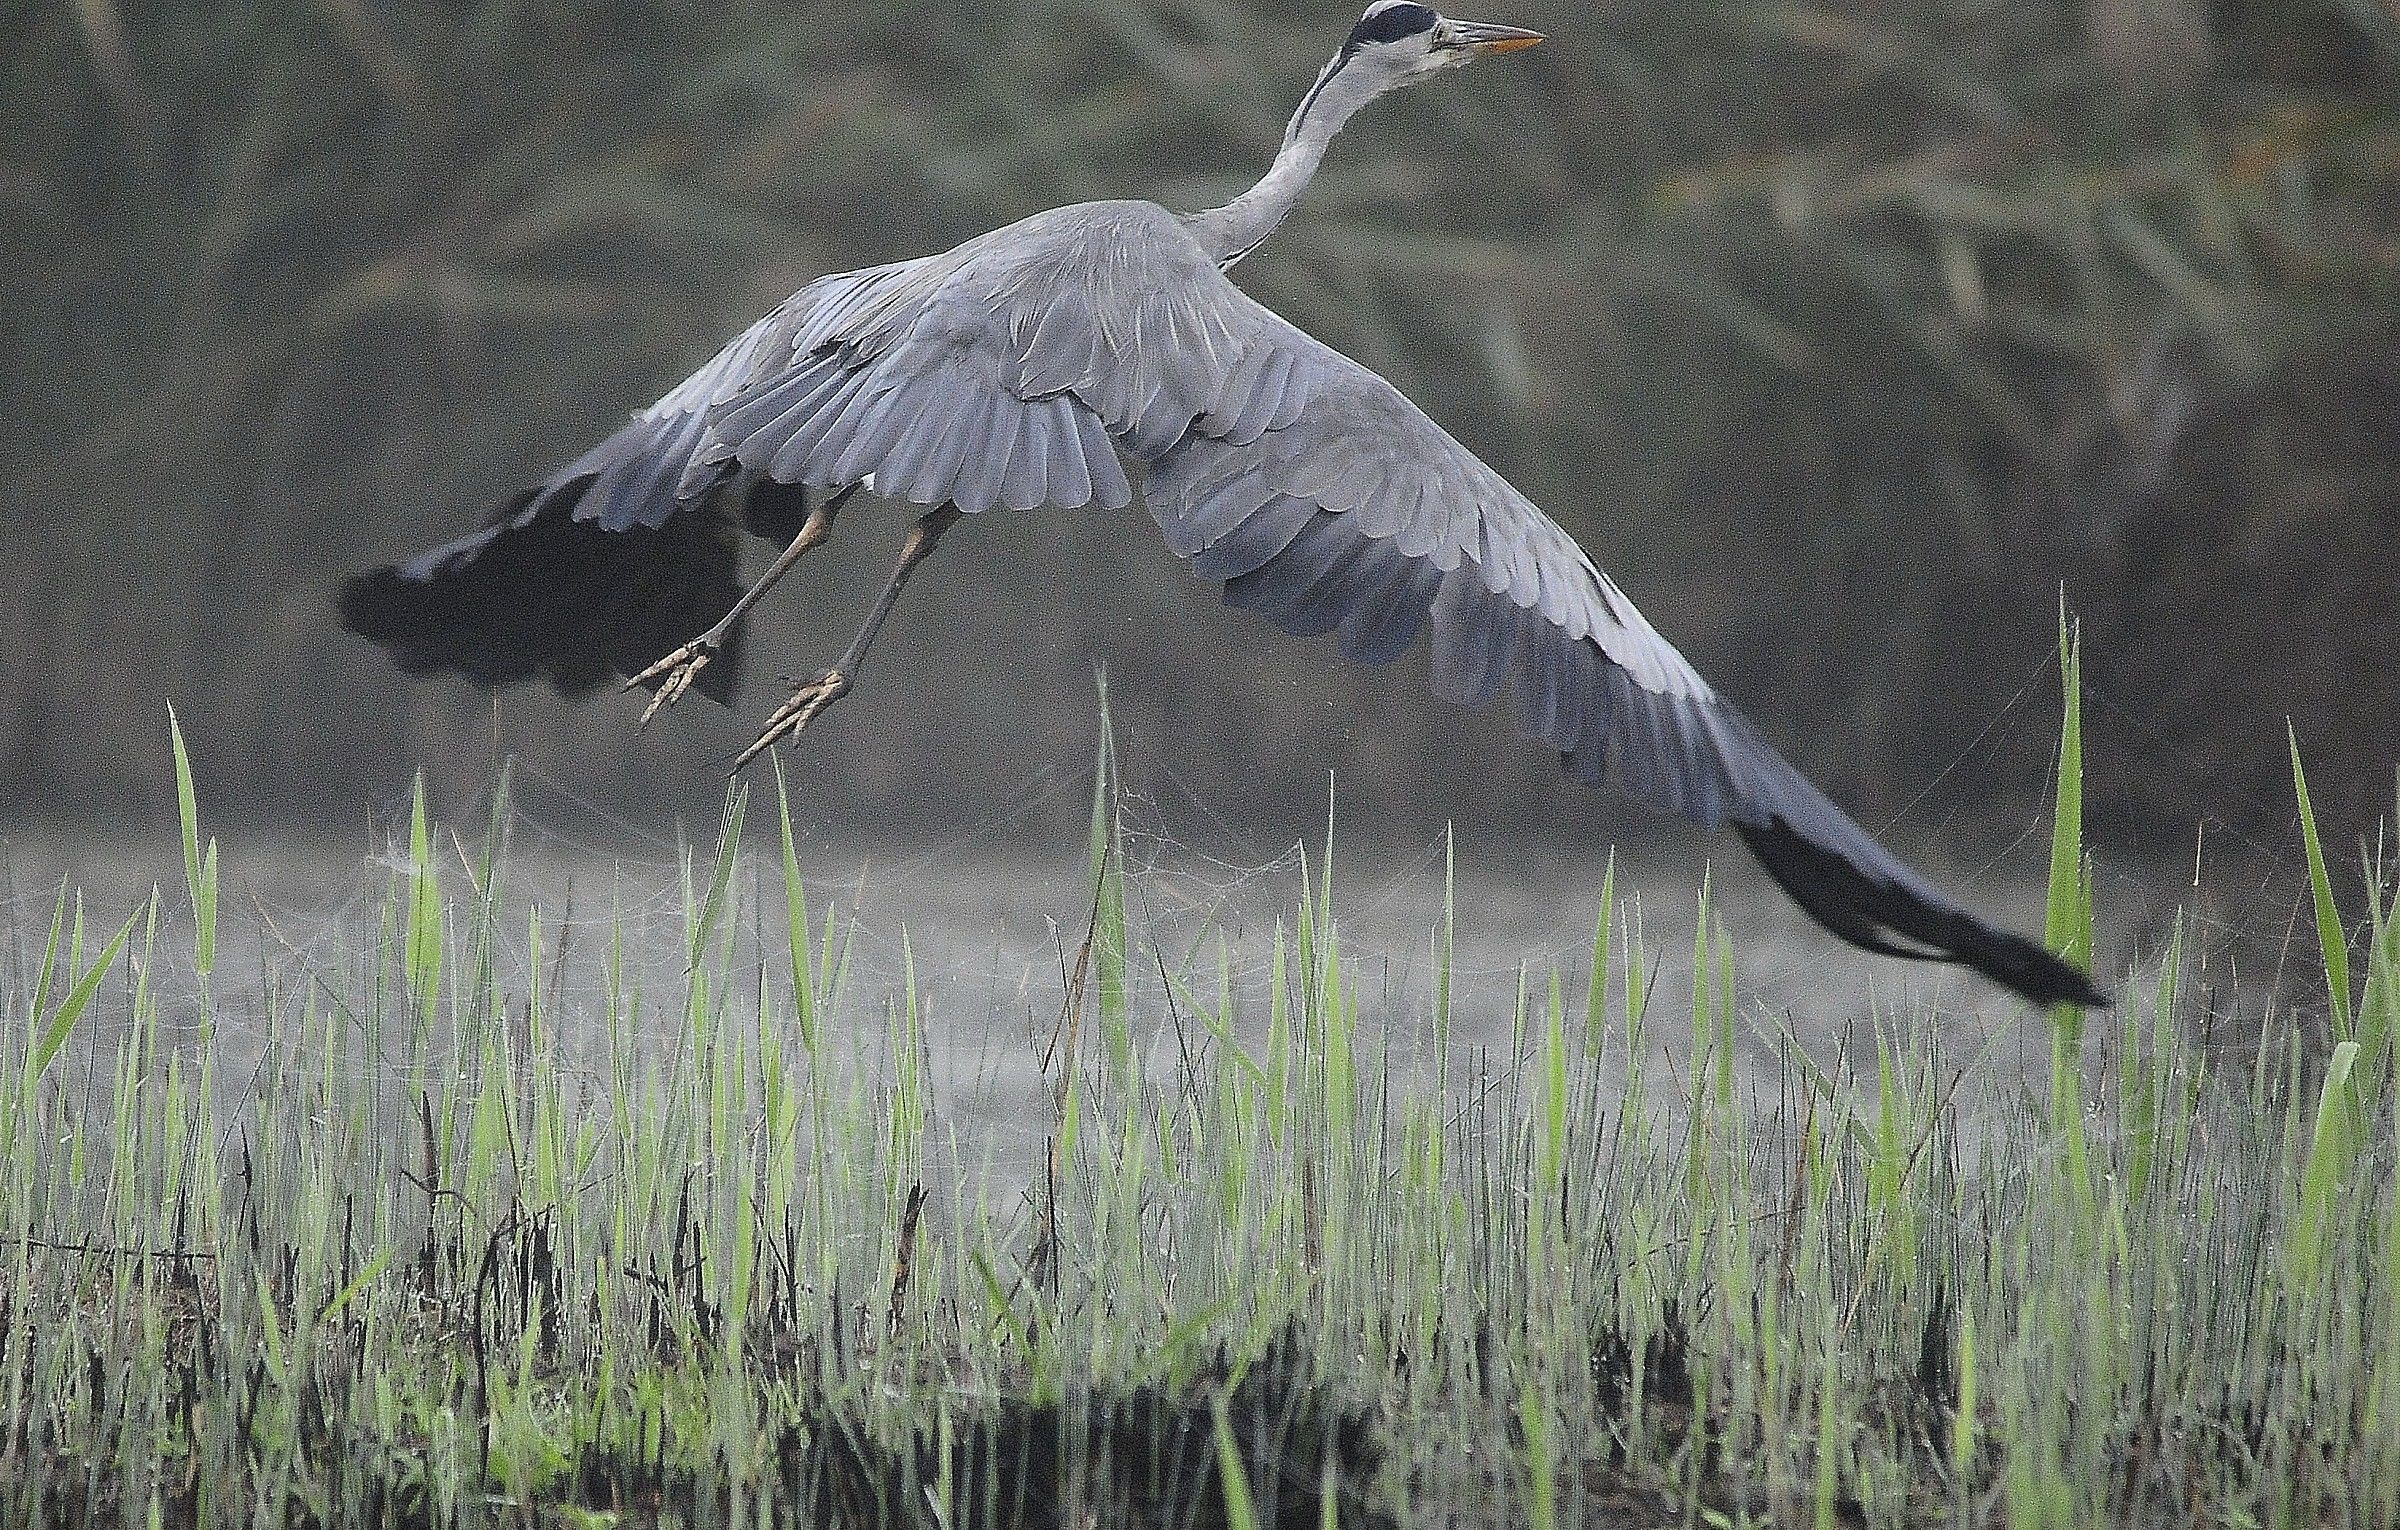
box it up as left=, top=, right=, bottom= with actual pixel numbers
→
left=2, top=660, right=2395, bottom=1527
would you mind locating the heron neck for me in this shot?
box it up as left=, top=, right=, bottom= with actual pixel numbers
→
left=1188, top=54, right=1386, bottom=268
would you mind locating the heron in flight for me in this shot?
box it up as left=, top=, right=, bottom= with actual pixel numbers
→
left=343, top=2, right=2108, bottom=1008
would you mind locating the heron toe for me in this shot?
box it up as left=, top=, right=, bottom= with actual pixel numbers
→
left=628, top=639, right=721, bottom=726
left=734, top=671, right=852, bottom=770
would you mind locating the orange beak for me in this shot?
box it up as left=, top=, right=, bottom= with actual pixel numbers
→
left=1445, top=21, right=1547, bottom=55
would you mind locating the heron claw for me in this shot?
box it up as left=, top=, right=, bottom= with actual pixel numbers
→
left=625, top=639, right=720, bottom=726
left=734, top=670, right=851, bottom=770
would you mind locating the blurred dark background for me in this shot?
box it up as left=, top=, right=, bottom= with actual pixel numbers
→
left=2, top=0, right=2394, bottom=889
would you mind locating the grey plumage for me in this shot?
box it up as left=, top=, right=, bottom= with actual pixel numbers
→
left=342, top=4, right=2105, bottom=1008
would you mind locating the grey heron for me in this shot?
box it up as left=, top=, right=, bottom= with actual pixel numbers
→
left=343, top=2, right=2108, bottom=1008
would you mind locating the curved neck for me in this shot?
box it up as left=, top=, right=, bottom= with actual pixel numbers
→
left=1187, top=52, right=1392, bottom=269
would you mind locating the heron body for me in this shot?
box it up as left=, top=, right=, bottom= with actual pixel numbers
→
left=344, top=3, right=2108, bottom=1008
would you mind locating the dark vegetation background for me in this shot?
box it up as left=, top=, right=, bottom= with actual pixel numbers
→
left=2, top=0, right=2394, bottom=881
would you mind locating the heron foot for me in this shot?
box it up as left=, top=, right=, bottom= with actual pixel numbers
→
left=734, top=670, right=851, bottom=769
left=625, top=639, right=721, bottom=726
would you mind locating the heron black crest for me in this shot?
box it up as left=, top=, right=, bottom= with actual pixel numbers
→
left=1351, top=3, right=1440, bottom=48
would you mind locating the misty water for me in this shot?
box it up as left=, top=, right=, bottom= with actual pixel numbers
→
left=3, top=778, right=2190, bottom=1184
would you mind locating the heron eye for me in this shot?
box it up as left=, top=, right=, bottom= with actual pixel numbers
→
left=1350, top=3, right=1439, bottom=47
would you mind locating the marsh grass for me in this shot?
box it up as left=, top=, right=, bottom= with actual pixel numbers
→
left=3, top=669, right=2397, bottom=1526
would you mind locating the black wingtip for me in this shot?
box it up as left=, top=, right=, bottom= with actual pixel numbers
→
left=339, top=485, right=748, bottom=704
left=1735, top=818, right=2113, bottom=1010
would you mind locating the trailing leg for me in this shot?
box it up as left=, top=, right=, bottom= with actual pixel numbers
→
left=734, top=505, right=962, bottom=769
left=627, top=485, right=858, bottom=724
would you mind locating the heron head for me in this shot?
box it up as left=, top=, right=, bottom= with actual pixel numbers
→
left=1265, top=2, right=1545, bottom=164
left=1337, top=2, right=1545, bottom=85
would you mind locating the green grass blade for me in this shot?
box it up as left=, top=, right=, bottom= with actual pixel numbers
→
left=31, top=910, right=136, bottom=1083
left=690, top=782, right=748, bottom=972
left=168, top=706, right=216, bottom=977
left=2291, top=727, right=2355, bottom=1039
left=26, top=880, right=68, bottom=1035
left=1586, top=851, right=1616, bottom=1054
left=1211, top=1394, right=1262, bottom=1530
left=2287, top=1040, right=2363, bottom=1293
left=2043, top=606, right=2092, bottom=1007
left=771, top=757, right=818, bottom=1051
left=317, top=1245, right=398, bottom=1327
left=2044, top=605, right=2095, bottom=1218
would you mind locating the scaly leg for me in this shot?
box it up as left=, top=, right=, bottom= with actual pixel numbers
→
left=735, top=505, right=963, bottom=770
left=626, top=484, right=858, bottom=725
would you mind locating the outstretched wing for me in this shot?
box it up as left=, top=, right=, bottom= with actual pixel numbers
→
left=1142, top=290, right=2107, bottom=1008
left=342, top=205, right=1201, bottom=692
left=337, top=288, right=845, bottom=698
